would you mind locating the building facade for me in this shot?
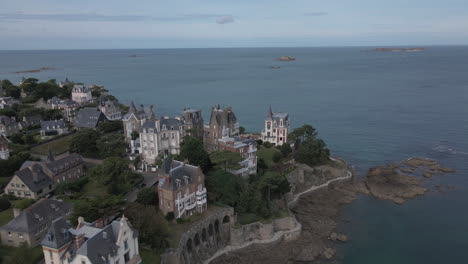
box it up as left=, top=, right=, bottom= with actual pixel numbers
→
left=40, top=120, right=68, bottom=136
left=0, top=116, right=21, bottom=136
left=71, top=85, right=93, bottom=104
left=4, top=153, right=84, bottom=199
left=158, top=159, right=207, bottom=218
left=122, top=102, right=149, bottom=140
left=261, top=106, right=290, bottom=146
left=98, top=97, right=122, bottom=121
left=218, top=136, right=258, bottom=177
left=0, top=135, right=9, bottom=160
left=204, top=105, right=239, bottom=152
left=181, top=108, right=204, bottom=140
left=0, top=199, right=71, bottom=247
left=48, top=97, right=80, bottom=122
left=74, top=107, right=107, bottom=129
left=41, top=215, right=141, bottom=264
left=0, top=97, right=19, bottom=109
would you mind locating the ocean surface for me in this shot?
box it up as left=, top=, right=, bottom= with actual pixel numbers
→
left=1, top=47, right=467, bottom=263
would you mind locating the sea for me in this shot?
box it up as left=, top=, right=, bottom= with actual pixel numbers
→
left=0, top=46, right=467, bottom=263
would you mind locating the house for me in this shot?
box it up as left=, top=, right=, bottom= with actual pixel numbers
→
left=98, top=97, right=122, bottom=121
left=22, top=115, right=43, bottom=128
left=71, top=85, right=93, bottom=104
left=140, top=116, right=184, bottom=166
left=181, top=108, right=204, bottom=140
left=74, top=107, right=107, bottom=129
left=0, top=135, right=9, bottom=160
left=40, top=120, right=68, bottom=136
left=0, top=199, right=71, bottom=247
left=41, top=215, right=141, bottom=264
left=4, top=152, right=84, bottom=199
left=204, top=104, right=239, bottom=152
left=0, top=115, right=21, bottom=136
left=122, top=102, right=149, bottom=140
left=261, top=106, right=290, bottom=146
left=48, top=97, right=80, bottom=122
left=0, top=97, right=19, bottom=109
left=218, top=136, right=258, bottom=177
left=158, top=159, right=207, bottom=218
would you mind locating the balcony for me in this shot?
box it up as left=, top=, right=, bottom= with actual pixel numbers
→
left=196, top=187, right=206, bottom=196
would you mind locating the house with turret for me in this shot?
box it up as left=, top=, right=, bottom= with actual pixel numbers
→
left=181, top=108, right=204, bottom=140
left=41, top=215, right=141, bottom=264
left=122, top=102, right=150, bottom=141
left=71, top=85, right=93, bottom=104
left=261, top=106, right=290, bottom=146
left=204, top=105, right=239, bottom=152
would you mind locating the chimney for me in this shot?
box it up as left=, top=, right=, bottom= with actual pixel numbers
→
left=13, top=208, right=22, bottom=218
left=76, top=216, right=85, bottom=229
left=95, top=218, right=104, bottom=228
left=75, top=234, right=85, bottom=249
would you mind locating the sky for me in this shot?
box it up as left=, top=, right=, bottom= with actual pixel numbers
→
left=1, top=0, right=468, bottom=50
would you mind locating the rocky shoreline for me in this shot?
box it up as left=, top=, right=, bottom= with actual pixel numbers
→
left=212, top=158, right=455, bottom=263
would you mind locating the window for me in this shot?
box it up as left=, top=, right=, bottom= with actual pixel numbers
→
left=19, top=233, right=24, bottom=240
left=171, top=133, right=175, bottom=139
left=124, top=240, right=128, bottom=250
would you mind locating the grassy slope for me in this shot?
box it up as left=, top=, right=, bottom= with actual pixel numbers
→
left=31, top=134, right=74, bottom=156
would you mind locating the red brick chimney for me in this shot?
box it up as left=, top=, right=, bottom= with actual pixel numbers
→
left=75, top=234, right=85, bottom=249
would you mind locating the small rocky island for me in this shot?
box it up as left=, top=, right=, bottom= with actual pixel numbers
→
left=277, top=56, right=296, bottom=61
left=14, top=67, right=57, bottom=74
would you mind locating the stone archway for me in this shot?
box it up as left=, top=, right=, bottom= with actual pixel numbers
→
left=186, top=238, right=193, bottom=253
left=202, top=228, right=207, bottom=242
left=208, top=223, right=214, bottom=236
left=222, top=215, right=230, bottom=224
left=194, top=233, right=201, bottom=248
left=214, top=219, right=220, bottom=234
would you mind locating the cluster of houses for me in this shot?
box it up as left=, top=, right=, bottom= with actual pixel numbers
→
left=0, top=78, right=291, bottom=263
left=123, top=101, right=290, bottom=220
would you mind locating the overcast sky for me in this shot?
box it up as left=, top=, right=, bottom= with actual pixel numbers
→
left=1, top=0, right=468, bottom=50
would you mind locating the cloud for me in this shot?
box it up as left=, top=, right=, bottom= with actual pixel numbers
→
left=303, top=12, right=328, bottom=17
left=216, top=15, right=235, bottom=24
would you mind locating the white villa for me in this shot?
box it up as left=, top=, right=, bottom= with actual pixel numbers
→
left=41, top=215, right=141, bottom=264
left=261, top=106, right=290, bottom=146
left=71, top=85, right=93, bottom=104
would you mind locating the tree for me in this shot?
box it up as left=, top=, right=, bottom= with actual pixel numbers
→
left=272, top=152, right=282, bottom=163
left=5, top=85, right=21, bottom=99
left=72, top=195, right=125, bottom=223
left=210, top=150, right=243, bottom=171
left=96, top=134, right=126, bottom=158
left=88, top=157, right=143, bottom=195
left=239, top=126, right=246, bottom=134
left=70, top=129, right=100, bottom=157
left=2, top=244, right=43, bottom=264
left=131, top=131, right=139, bottom=140
left=0, top=151, right=31, bottom=178
left=136, top=187, right=159, bottom=206
left=256, top=139, right=263, bottom=145
left=294, top=138, right=330, bottom=167
left=279, top=143, right=292, bottom=157
left=125, top=203, right=170, bottom=250
left=290, top=124, right=317, bottom=143
left=179, top=136, right=211, bottom=172
left=97, top=121, right=123, bottom=133
left=205, top=169, right=245, bottom=207
left=0, top=198, right=11, bottom=212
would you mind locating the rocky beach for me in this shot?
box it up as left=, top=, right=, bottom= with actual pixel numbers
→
left=212, top=158, right=455, bottom=264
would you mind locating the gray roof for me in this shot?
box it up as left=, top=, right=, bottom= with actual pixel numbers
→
left=41, top=217, right=73, bottom=249
left=160, top=160, right=201, bottom=191
left=74, top=108, right=107, bottom=128
left=0, top=199, right=71, bottom=233
left=43, top=153, right=83, bottom=176
left=15, top=163, right=53, bottom=192
left=142, top=120, right=157, bottom=129
left=0, top=116, right=17, bottom=126
left=160, top=117, right=182, bottom=131
left=41, top=120, right=67, bottom=130
left=76, top=225, right=119, bottom=264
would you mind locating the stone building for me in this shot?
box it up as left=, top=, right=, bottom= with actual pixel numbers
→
left=158, top=159, right=207, bottom=219
left=71, top=85, right=93, bottom=104
left=3, top=152, right=84, bottom=199
left=40, top=120, right=68, bottom=136
left=122, top=102, right=149, bottom=140
left=41, top=215, right=141, bottom=264
left=0, top=134, right=10, bottom=160
left=0, top=116, right=21, bottom=137
left=261, top=106, right=290, bottom=146
left=0, top=199, right=71, bottom=247
left=0, top=97, right=19, bottom=109
left=204, top=105, right=239, bottom=152
left=140, top=116, right=184, bottom=166
left=181, top=108, right=204, bottom=140
left=98, top=97, right=122, bottom=121
left=47, top=97, right=80, bottom=122
left=218, top=136, right=258, bottom=177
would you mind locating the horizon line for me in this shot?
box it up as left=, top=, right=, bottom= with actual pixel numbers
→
left=1, top=44, right=467, bottom=52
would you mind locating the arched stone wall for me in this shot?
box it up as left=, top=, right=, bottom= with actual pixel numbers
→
left=161, top=207, right=235, bottom=264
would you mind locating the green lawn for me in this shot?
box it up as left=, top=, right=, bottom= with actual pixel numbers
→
left=81, top=179, right=109, bottom=198
left=31, top=134, right=74, bottom=156
left=0, top=209, right=14, bottom=226
left=0, top=177, right=11, bottom=189
left=140, top=248, right=161, bottom=264
left=257, top=145, right=281, bottom=167
left=0, top=245, right=43, bottom=264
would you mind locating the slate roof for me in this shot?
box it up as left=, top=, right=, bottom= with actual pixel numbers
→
left=43, top=153, right=83, bottom=176
left=160, top=160, right=201, bottom=191
left=0, top=199, right=71, bottom=233
left=41, top=217, right=72, bottom=249
left=41, top=120, right=67, bottom=130
left=0, top=134, right=8, bottom=148
left=160, top=117, right=182, bottom=130
left=123, top=102, right=147, bottom=121
left=74, top=108, right=107, bottom=128
left=15, top=163, right=53, bottom=193
left=210, top=105, right=237, bottom=127
left=76, top=225, right=119, bottom=264
left=0, top=116, right=17, bottom=126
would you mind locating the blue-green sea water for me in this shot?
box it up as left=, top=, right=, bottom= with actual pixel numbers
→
left=1, top=47, right=467, bottom=263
